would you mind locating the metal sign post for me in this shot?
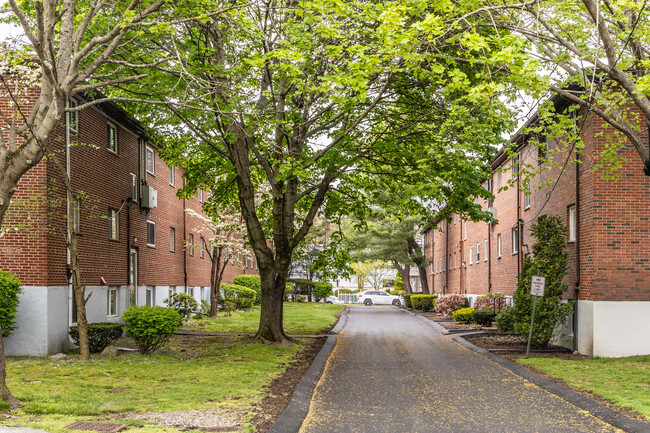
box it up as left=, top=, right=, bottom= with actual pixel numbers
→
left=526, top=274, right=546, bottom=358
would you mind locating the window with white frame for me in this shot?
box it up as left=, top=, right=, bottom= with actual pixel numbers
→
left=107, top=288, right=117, bottom=317
left=188, top=234, right=194, bottom=256
left=497, top=233, right=502, bottom=257
left=145, top=145, right=155, bottom=175
left=484, top=239, right=488, bottom=261
left=469, top=246, right=473, bottom=265
left=512, top=226, right=519, bottom=254
left=476, top=242, right=480, bottom=262
left=569, top=204, right=576, bottom=242
left=199, top=189, right=203, bottom=202
left=147, top=221, right=156, bottom=247
left=146, top=286, right=153, bottom=307
left=524, top=182, right=531, bottom=210
left=67, top=98, right=78, bottom=133
left=170, top=227, right=175, bottom=252
left=107, top=123, right=118, bottom=154
left=199, top=237, right=204, bottom=258
left=108, top=208, right=119, bottom=240
left=464, top=222, right=467, bottom=240
left=130, top=173, right=138, bottom=202
left=169, top=166, right=175, bottom=186
left=497, top=171, right=502, bottom=190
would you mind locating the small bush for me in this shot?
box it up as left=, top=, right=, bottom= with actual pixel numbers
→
left=295, top=294, right=307, bottom=302
left=164, top=292, right=198, bottom=319
left=0, top=269, right=22, bottom=337
left=495, top=307, right=516, bottom=333
left=472, top=309, right=497, bottom=326
left=410, top=295, right=437, bottom=312
left=453, top=307, right=474, bottom=323
left=221, top=283, right=256, bottom=310
left=285, top=283, right=294, bottom=300
left=473, top=292, right=507, bottom=311
left=404, top=294, right=413, bottom=309
left=69, top=322, right=123, bottom=353
left=122, top=306, right=183, bottom=354
left=233, top=275, right=262, bottom=305
left=314, top=281, right=333, bottom=300
left=436, top=294, right=467, bottom=317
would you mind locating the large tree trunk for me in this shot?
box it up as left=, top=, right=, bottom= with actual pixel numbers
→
left=400, top=265, right=413, bottom=295
left=70, top=226, right=90, bottom=360
left=406, top=236, right=430, bottom=294
left=209, top=248, right=221, bottom=317
left=0, top=327, right=19, bottom=409
left=254, top=266, right=290, bottom=343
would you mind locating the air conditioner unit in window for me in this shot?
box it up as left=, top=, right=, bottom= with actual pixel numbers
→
left=141, top=185, right=158, bottom=208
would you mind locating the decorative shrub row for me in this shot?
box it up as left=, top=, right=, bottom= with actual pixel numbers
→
left=410, top=295, right=437, bottom=312
left=403, top=294, right=413, bottom=309
left=69, top=322, right=123, bottom=353
left=473, top=292, right=507, bottom=311
left=435, top=294, right=469, bottom=317
left=122, top=306, right=183, bottom=354
left=233, top=275, right=262, bottom=305
left=221, top=283, right=256, bottom=310
left=0, top=270, right=22, bottom=338
left=452, top=307, right=474, bottom=323
left=472, top=309, right=497, bottom=326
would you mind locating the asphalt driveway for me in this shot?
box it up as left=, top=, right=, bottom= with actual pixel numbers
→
left=296, top=306, right=630, bottom=433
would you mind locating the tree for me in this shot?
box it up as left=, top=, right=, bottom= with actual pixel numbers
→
left=185, top=208, right=251, bottom=316
left=121, top=0, right=514, bottom=342
left=513, top=215, right=574, bottom=347
left=468, top=1, right=650, bottom=176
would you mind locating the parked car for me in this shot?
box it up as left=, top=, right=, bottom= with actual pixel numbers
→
left=325, top=295, right=341, bottom=304
left=358, top=290, right=402, bottom=306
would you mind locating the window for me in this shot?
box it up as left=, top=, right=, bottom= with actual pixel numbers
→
left=569, top=205, right=576, bottom=242
left=147, top=221, right=156, bottom=247
left=524, top=182, right=530, bottom=210
left=497, top=171, right=502, bottom=190
left=72, top=199, right=80, bottom=234
left=130, top=173, right=138, bottom=201
left=199, top=237, right=204, bottom=258
left=442, top=257, right=445, bottom=272
left=107, top=288, right=117, bottom=317
left=168, top=287, right=174, bottom=299
left=109, top=208, right=119, bottom=240
left=170, top=227, right=176, bottom=252
left=169, top=166, right=175, bottom=186
left=188, top=234, right=194, bottom=256
left=497, top=234, right=502, bottom=257
left=512, top=155, right=519, bottom=180
left=512, top=226, right=519, bottom=254
left=469, top=246, right=473, bottom=265
left=67, top=98, right=78, bottom=133
left=484, top=240, right=488, bottom=261
left=464, top=222, right=467, bottom=240
left=107, top=123, right=117, bottom=154
left=476, top=243, right=480, bottom=262
left=146, top=287, right=153, bottom=307
left=145, top=146, right=155, bottom=175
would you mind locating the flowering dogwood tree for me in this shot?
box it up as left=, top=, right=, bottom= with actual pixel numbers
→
left=185, top=208, right=252, bottom=316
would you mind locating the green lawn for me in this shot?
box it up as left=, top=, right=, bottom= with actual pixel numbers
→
left=3, top=302, right=345, bottom=432
left=519, top=355, right=650, bottom=420
left=188, top=302, right=345, bottom=335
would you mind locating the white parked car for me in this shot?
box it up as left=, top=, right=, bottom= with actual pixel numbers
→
left=325, top=295, right=341, bottom=304
left=358, top=290, right=402, bottom=306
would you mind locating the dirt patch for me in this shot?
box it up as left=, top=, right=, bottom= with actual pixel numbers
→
left=249, top=337, right=326, bottom=433
left=463, top=333, right=648, bottom=422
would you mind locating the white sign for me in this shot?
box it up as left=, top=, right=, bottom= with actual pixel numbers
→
left=531, top=276, right=545, bottom=297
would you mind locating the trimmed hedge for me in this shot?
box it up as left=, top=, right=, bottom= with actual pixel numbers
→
left=314, top=281, right=333, bottom=300
left=410, top=294, right=437, bottom=312
left=122, top=306, right=183, bottom=354
left=69, top=322, right=123, bottom=353
left=0, top=269, right=22, bottom=338
left=452, top=307, right=474, bottom=323
left=233, top=275, right=262, bottom=305
left=472, top=309, right=497, bottom=326
left=221, top=283, right=256, bottom=309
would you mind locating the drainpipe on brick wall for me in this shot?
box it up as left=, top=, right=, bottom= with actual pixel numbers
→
left=573, top=141, right=582, bottom=352
left=183, top=177, right=188, bottom=292
left=488, top=223, right=492, bottom=293
left=126, top=199, right=131, bottom=288
left=517, top=166, right=521, bottom=276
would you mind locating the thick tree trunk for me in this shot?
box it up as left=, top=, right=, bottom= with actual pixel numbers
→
left=406, top=236, right=430, bottom=294
left=71, top=228, right=90, bottom=360
left=0, top=327, right=19, bottom=409
left=400, top=265, right=413, bottom=295
left=254, top=266, right=291, bottom=343
left=209, top=250, right=221, bottom=317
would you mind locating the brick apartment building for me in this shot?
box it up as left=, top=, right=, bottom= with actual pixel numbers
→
left=0, top=96, right=257, bottom=356
left=423, top=97, right=650, bottom=358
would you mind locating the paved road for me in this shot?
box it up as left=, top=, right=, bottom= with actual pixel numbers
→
left=299, top=306, right=623, bottom=433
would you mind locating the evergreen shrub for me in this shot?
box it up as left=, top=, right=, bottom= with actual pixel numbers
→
left=472, top=309, right=497, bottom=326
left=452, top=307, right=474, bottom=323
left=495, top=307, right=515, bottom=333
left=164, top=292, right=199, bottom=319
left=122, top=306, right=183, bottom=354
left=69, top=322, right=123, bottom=353
left=233, top=275, right=262, bottom=304
left=410, top=294, right=437, bottom=312
left=0, top=269, right=22, bottom=337
left=403, top=294, right=413, bottom=309
left=221, top=283, right=256, bottom=309
left=314, top=282, right=333, bottom=300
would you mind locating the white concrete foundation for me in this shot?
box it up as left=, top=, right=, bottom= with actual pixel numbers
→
left=577, top=300, right=650, bottom=357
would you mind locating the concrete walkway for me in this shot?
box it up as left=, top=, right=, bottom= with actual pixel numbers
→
left=293, top=306, right=644, bottom=433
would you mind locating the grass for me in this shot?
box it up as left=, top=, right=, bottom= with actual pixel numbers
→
left=188, top=302, right=345, bottom=335
left=3, top=302, right=344, bottom=432
left=519, top=355, right=650, bottom=420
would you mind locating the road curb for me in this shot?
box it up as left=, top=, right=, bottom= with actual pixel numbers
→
left=267, top=306, right=349, bottom=433
left=453, top=335, right=650, bottom=433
